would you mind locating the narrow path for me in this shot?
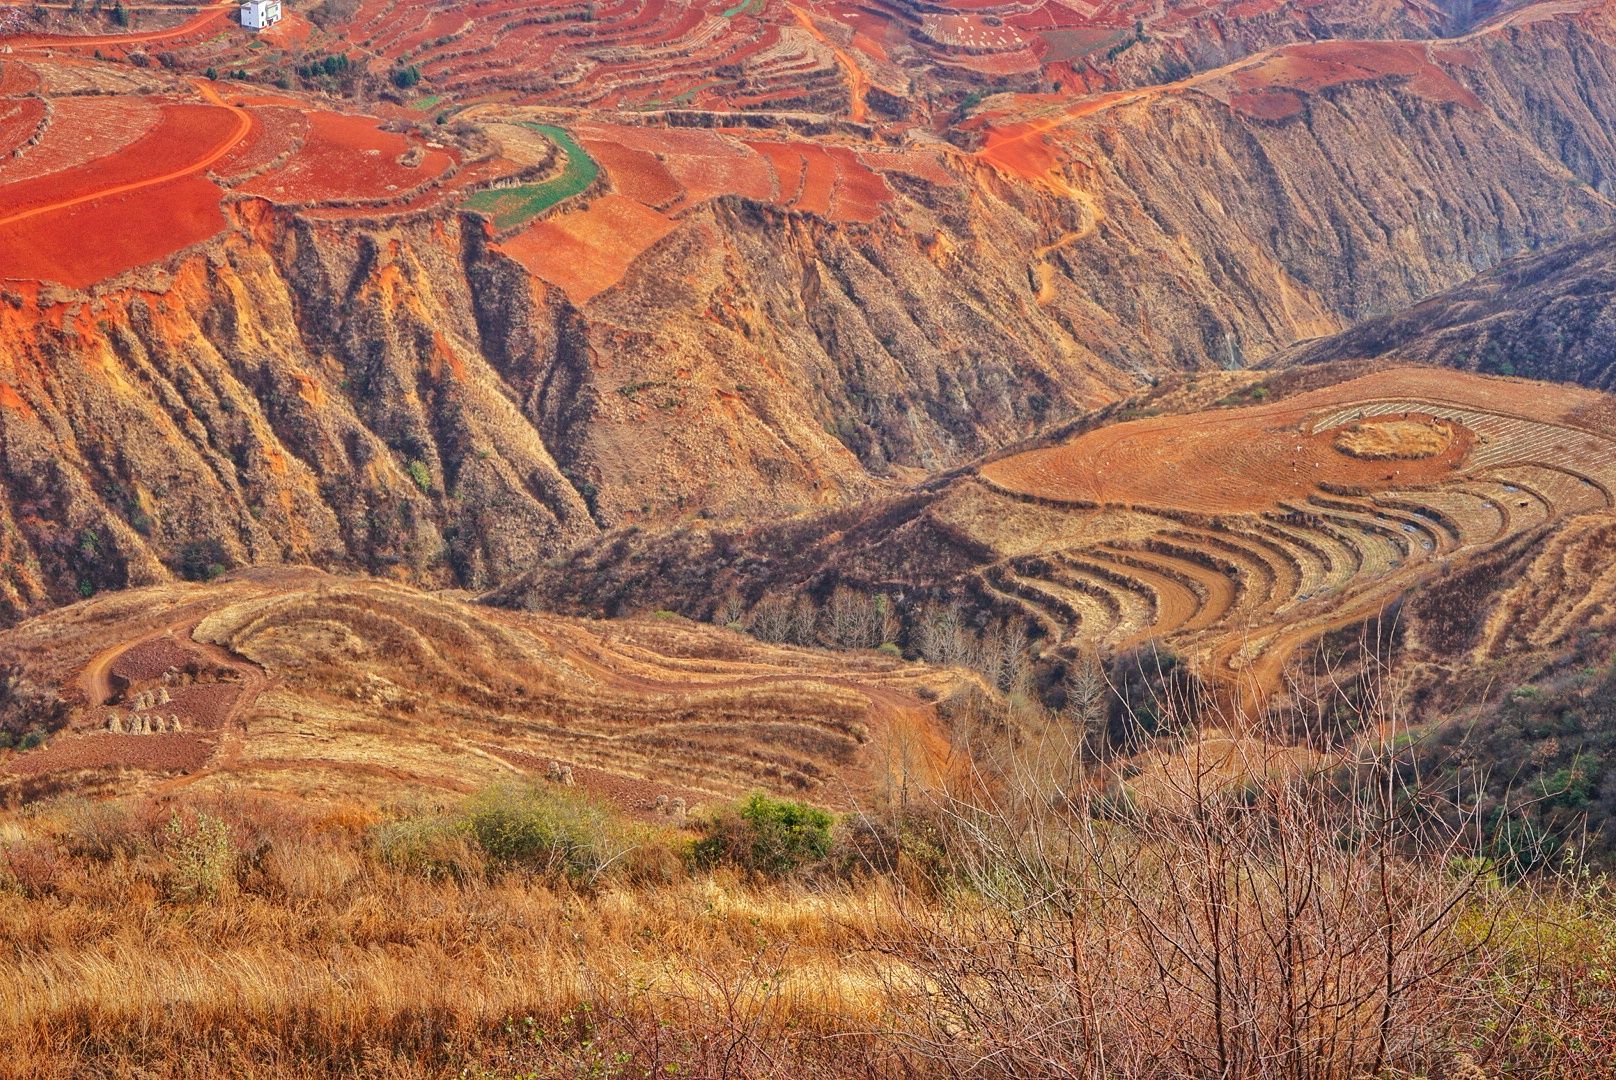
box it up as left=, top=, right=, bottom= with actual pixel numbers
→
left=787, top=5, right=868, bottom=123
left=0, top=80, right=250, bottom=229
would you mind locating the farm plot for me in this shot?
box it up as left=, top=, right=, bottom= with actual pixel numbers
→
left=572, top=121, right=774, bottom=209
left=239, top=110, right=455, bottom=205
left=0, top=95, right=162, bottom=183
left=2, top=571, right=973, bottom=807
left=496, top=193, right=677, bottom=305
left=0, top=173, right=227, bottom=287
left=463, top=123, right=596, bottom=230
left=972, top=369, right=1616, bottom=715
left=0, top=96, right=46, bottom=159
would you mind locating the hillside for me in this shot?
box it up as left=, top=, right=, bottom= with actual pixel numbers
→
left=493, top=364, right=1616, bottom=719
left=3, top=3, right=1616, bottom=618
left=1281, top=227, right=1616, bottom=390
left=0, top=568, right=970, bottom=809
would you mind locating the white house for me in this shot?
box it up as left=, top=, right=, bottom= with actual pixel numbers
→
left=240, top=0, right=282, bottom=30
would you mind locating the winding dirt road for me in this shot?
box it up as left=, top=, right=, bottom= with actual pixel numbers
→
left=8, top=0, right=234, bottom=50
left=0, top=80, right=250, bottom=230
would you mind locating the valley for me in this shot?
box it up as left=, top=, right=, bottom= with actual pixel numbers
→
left=4, top=2, right=1616, bottom=1076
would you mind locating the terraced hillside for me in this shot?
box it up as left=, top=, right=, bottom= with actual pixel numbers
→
left=500, top=366, right=1616, bottom=716
left=0, top=568, right=970, bottom=809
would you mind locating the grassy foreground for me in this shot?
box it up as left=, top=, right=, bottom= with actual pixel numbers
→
left=3, top=734, right=1615, bottom=1080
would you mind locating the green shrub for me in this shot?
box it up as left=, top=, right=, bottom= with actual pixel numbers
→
left=691, top=793, right=834, bottom=877
left=406, top=459, right=432, bottom=493
left=161, top=810, right=236, bottom=902
left=461, top=785, right=618, bottom=884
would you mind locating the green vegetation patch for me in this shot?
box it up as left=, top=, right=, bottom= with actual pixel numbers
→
left=410, top=94, right=443, bottom=111
left=463, top=124, right=598, bottom=231
left=721, top=0, right=764, bottom=17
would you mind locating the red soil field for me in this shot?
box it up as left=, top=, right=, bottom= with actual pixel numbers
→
left=796, top=142, right=836, bottom=215
left=826, top=145, right=889, bottom=221
left=859, top=149, right=955, bottom=186
left=1230, top=41, right=1482, bottom=114
left=212, top=105, right=310, bottom=181
left=981, top=369, right=1605, bottom=514
left=748, top=138, right=807, bottom=206
left=2, top=95, right=162, bottom=183
left=975, top=91, right=1135, bottom=189
left=0, top=58, right=41, bottom=95
left=0, top=101, right=239, bottom=219
left=1230, top=88, right=1305, bottom=121
left=0, top=96, right=45, bottom=158
left=497, top=194, right=677, bottom=305
left=0, top=173, right=226, bottom=287
left=584, top=138, right=685, bottom=208
left=108, top=636, right=199, bottom=684
left=2, top=732, right=211, bottom=778
left=239, top=111, right=453, bottom=203
left=165, top=682, right=244, bottom=732
left=6, top=0, right=233, bottom=50
left=577, top=123, right=774, bottom=208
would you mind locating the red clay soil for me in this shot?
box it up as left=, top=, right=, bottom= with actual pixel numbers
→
left=0, top=173, right=226, bottom=287
left=164, top=683, right=244, bottom=733
left=0, top=58, right=41, bottom=95
left=1, top=95, right=162, bottom=183
left=827, top=145, right=889, bottom=222
left=212, top=105, right=310, bottom=181
left=747, top=139, right=806, bottom=205
left=3, top=732, right=212, bottom=778
left=796, top=142, right=837, bottom=216
left=578, top=123, right=774, bottom=208
left=8, top=0, right=233, bottom=50
left=859, top=148, right=955, bottom=186
left=1230, top=41, right=1482, bottom=114
left=109, top=636, right=202, bottom=685
left=585, top=138, right=685, bottom=208
left=982, top=368, right=1616, bottom=514
left=497, top=194, right=677, bottom=305
left=1229, top=88, right=1305, bottom=120
left=239, top=110, right=453, bottom=203
left=0, top=96, right=45, bottom=157
left=982, top=381, right=1484, bottom=514
left=0, top=101, right=243, bottom=221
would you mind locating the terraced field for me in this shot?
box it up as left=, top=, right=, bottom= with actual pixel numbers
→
left=0, top=53, right=515, bottom=288
left=463, top=123, right=598, bottom=230
left=971, top=369, right=1616, bottom=713
left=0, top=570, right=970, bottom=809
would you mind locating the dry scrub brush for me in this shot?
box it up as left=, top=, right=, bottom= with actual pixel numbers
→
left=866, top=684, right=1610, bottom=1080
left=0, top=690, right=1612, bottom=1077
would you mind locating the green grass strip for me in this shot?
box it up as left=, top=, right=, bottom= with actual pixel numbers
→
left=410, top=94, right=443, bottom=111
left=463, top=124, right=598, bottom=231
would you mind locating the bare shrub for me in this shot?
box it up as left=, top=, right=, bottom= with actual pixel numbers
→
left=872, top=686, right=1517, bottom=1079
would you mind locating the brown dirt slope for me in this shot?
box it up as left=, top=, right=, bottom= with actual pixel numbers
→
left=496, top=365, right=1616, bottom=718
left=0, top=567, right=971, bottom=811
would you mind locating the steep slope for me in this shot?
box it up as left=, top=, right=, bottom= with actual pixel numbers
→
left=492, top=365, right=1616, bottom=719
left=5, top=3, right=1616, bottom=620
left=1279, top=227, right=1616, bottom=389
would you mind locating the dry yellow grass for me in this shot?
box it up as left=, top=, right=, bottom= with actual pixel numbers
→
left=1333, top=417, right=1455, bottom=459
